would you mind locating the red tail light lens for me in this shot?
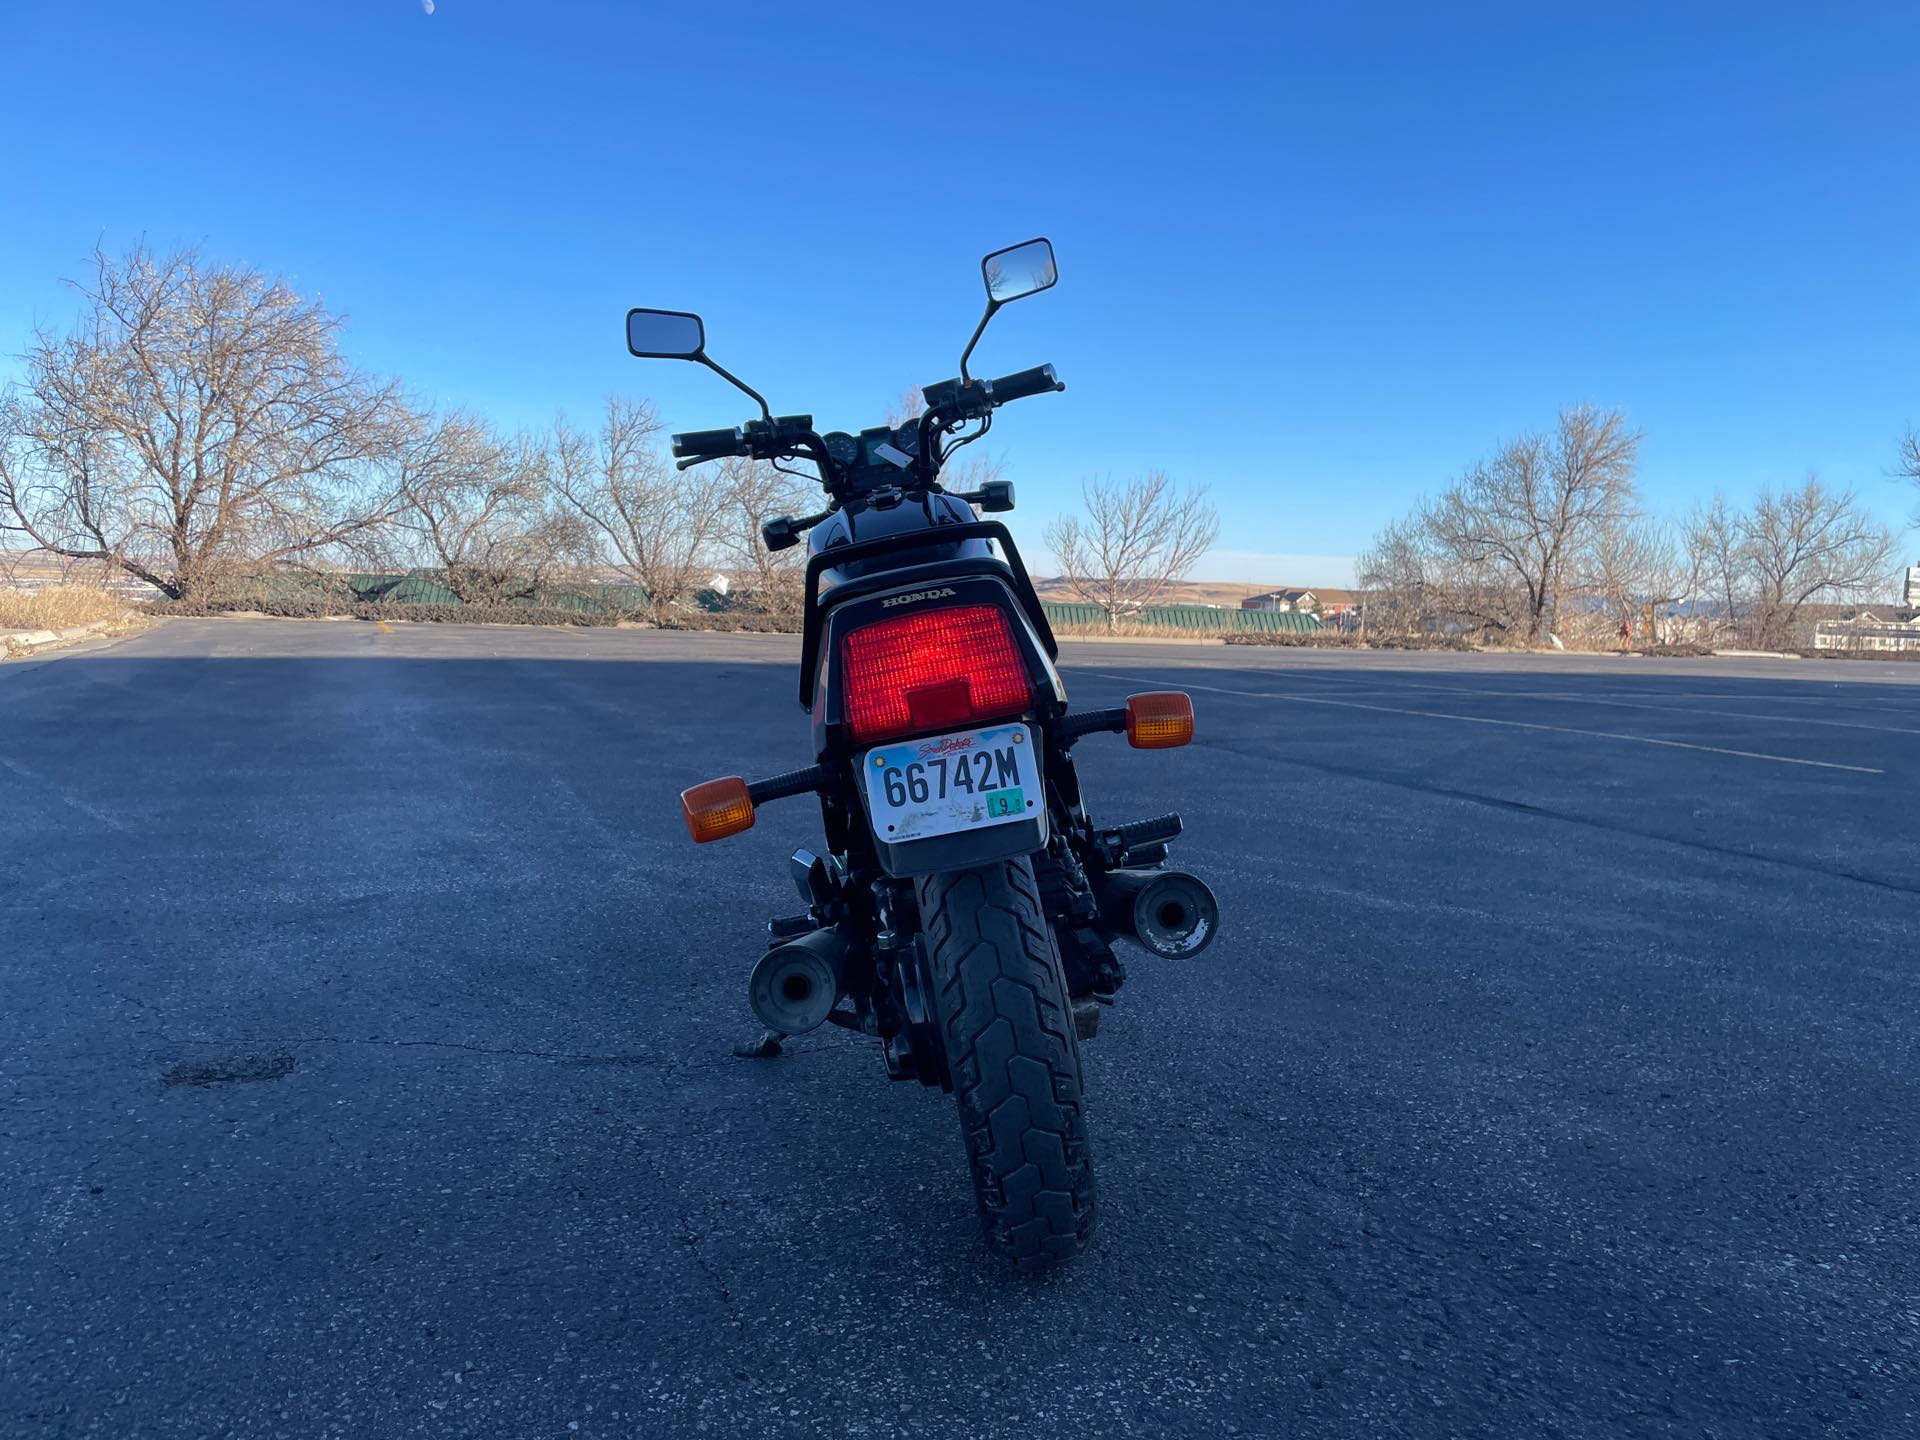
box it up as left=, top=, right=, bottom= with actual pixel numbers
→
left=841, top=603, right=1032, bottom=743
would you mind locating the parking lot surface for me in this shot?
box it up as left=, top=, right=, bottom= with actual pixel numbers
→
left=4, top=620, right=1916, bottom=1438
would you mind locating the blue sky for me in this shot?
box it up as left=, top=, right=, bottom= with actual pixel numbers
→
left=4, top=1, right=1917, bottom=586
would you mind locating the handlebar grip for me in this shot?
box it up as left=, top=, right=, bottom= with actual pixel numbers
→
left=986, top=364, right=1063, bottom=405
left=671, top=426, right=744, bottom=459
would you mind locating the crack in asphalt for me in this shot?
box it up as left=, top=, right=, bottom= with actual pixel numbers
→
left=201, top=1034, right=685, bottom=1065
left=144, top=1030, right=860, bottom=1069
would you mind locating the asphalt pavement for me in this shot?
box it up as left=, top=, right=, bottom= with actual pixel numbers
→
left=3, top=620, right=1916, bottom=1438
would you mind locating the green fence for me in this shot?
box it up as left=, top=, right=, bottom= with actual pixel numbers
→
left=1040, top=602, right=1322, bottom=634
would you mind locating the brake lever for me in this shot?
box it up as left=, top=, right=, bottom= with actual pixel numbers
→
left=761, top=508, right=832, bottom=552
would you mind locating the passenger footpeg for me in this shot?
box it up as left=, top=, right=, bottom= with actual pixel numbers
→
left=1094, top=813, right=1183, bottom=865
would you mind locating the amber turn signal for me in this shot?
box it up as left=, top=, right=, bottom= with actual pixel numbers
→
left=681, top=776, right=755, bottom=843
left=1125, top=691, right=1195, bottom=749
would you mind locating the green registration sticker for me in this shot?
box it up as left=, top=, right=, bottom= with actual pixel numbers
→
left=985, top=788, right=1025, bottom=818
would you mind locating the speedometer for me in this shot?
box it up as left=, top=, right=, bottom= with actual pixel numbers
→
left=824, top=432, right=859, bottom=466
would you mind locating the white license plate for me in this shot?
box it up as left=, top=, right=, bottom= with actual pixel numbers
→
left=861, top=723, right=1038, bottom=844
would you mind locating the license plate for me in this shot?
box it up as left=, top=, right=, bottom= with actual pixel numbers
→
left=861, top=723, right=1039, bottom=844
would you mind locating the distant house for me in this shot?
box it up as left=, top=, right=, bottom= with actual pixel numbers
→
left=1241, top=586, right=1360, bottom=619
left=1241, top=588, right=1319, bottom=614
left=1815, top=609, right=1920, bottom=653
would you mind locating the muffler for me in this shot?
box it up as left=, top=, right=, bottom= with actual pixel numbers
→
left=747, top=926, right=850, bottom=1034
left=1098, top=867, right=1219, bottom=959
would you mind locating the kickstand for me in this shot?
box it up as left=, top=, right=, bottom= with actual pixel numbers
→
left=732, top=1028, right=786, bottom=1059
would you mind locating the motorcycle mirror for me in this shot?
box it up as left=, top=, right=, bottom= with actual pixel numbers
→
left=625, top=307, right=773, bottom=421
left=960, top=236, right=1057, bottom=382
left=981, top=238, right=1057, bottom=305
left=626, top=308, right=706, bottom=359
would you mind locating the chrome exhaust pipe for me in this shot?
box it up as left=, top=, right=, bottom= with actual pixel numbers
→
left=1098, top=867, right=1219, bottom=959
left=747, top=927, right=850, bottom=1034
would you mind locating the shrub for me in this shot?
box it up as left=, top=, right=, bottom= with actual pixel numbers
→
left=1222, top=629, right=1367, bottom=648
left=1370, top=634, right=1477, bottom=651
left=1222, top=630, right=1474, bottom=651
left=145, top=596, right=636, bottom=627
left=1633, top=643, right=1716, bottom=658
left=139, top=594, right=811, bottom=630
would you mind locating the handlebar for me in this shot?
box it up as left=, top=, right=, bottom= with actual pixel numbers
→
left=672, top=364, right=1061, bottom=496
left=670, top=426, right=745, bottom=460
left=986, top=364, right=1064, bottom=405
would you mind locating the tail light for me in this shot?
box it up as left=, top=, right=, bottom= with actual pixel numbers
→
left=841, top=603, right=1033, bottom=744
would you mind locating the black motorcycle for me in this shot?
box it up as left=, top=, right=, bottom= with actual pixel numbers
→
left=627, top=239, right=1218, bottom=1267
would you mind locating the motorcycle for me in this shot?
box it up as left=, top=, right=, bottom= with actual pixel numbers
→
left=627, top=239, right=1218, bottom=1267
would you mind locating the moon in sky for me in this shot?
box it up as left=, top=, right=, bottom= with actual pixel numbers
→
left=421, top=0, right=435, bottom=13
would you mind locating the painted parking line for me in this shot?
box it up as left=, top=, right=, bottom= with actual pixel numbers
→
left=1080, top=671, right=1888, bottom=775
left=1202, top=675, right=1920, bottom=737
left=0, top=753, right=129, bottom=830
left=1202, top=665, right=1920, bottom=716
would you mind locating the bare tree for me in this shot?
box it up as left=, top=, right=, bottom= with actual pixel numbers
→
left=0, top=243, right=405, bottom=599
left=1043, top=471, right=1219, bottom=631
left=1737, top=476, right=1898, bottom=647
left=1679, top=493, right=1746, bottom=643
left=1355, top=515, right=1439, bottom=637
left=1361, top=502, right=1524, bottom=640
left=1424, top=406, right=1641, bottom=644
left=710, top=455, right=811, bottom=619
left=552, top=397, right=721, bottom=619
left=1582, top=514, right=1688, bottom=646
left=385, top=412, right=581, bottom=604
left=1897, top=429, right=1920, bottom=524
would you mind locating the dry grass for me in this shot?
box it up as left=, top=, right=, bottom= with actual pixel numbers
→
left=0, top=584, right=131, bottom=630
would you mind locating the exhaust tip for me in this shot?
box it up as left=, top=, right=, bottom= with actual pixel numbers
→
left=747, top=928, right=849, bottom=1034
left=1124, top=870, right=1219, bottom=959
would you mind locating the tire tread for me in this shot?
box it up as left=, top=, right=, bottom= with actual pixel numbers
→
left=917, top=858, right=1096, bottom=1267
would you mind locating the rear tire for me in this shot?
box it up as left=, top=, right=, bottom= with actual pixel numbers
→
left=916, top=858, right=1096, bottom=1268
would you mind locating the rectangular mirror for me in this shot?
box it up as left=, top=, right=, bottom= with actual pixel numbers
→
left=982, top=238, right=1057, bottom=305
left=626, top=308, right=706, bottom=359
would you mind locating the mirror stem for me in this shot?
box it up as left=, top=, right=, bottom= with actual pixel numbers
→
left=957, top=300, right=1000, bottom=384
left=699, top=354, right=773, bottom=423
